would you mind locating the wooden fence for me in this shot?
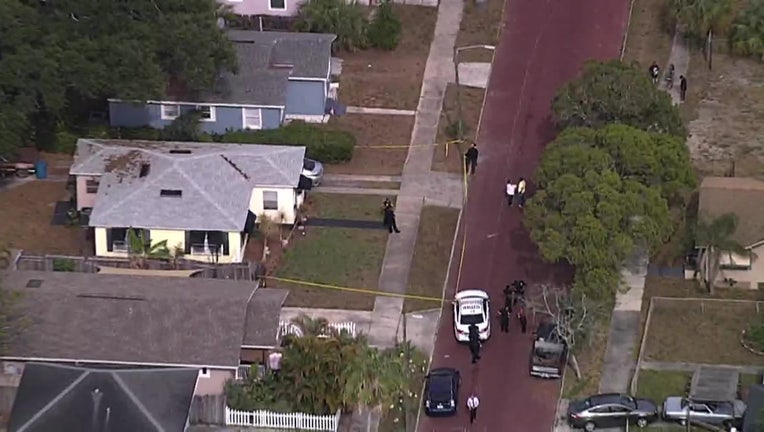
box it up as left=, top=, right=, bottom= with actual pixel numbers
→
left=12, top=252, right=263, bottom=281
left=225, top=406, right=341, bottom=431
left=189, top=395, right=226, bottom=425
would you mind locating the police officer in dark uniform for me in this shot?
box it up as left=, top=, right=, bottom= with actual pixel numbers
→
left=511, top=279, right=526, bottom=306
left=499, top=306, right=510, bottom=333
left=468, top=324, right=480, bottom=363
left=503, top=284, right=513, bottom=311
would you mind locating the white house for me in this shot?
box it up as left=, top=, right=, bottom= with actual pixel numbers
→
left=69, top=138, right=307, bottom=263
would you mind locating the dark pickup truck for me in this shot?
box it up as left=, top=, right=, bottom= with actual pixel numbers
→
left=529, top=322, right=567, bottom=379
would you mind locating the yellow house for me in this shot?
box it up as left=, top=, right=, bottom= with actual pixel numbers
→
left=695, top=176, right=764, bottom=289
left=69, top=139, right=307, bottom=263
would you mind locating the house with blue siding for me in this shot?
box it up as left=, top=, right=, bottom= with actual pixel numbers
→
left=108, top=31, right=338, bottom=134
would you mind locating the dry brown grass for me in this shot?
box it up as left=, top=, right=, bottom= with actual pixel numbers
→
left=325, top=114, right=414, bottom=175
left=0, top=181, right=90, bottom=256
left=404, top=206, right=460, bottom=312
left=621, top=0, right=674, bottom=69
left=456, top=0, right=505, bottom=62
left=338, top=5, right=437, bottom=110
left=643, top=297, right=764, bottom=365
left=563, top=318, right=611, bottom=399
left=432, top=84, right=485, bottom=173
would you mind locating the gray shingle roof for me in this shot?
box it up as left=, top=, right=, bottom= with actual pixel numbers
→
left=9, top=363, right=198, bottom=432
left=1, top=270, right=288, bottom=368
left=184, top=31, right=336, bottom=106
left=69, top=139, right=305, bottom=231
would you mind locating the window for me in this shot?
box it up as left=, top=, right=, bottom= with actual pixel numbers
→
left=161, top=104, right=180, bottom=120
left=243, top=108, right=262, bottom=130
left=86, top=178, right=99, bottom=194
left=199, top=367, right=210, bottom=378
left=263, top=190, right=278, bottom=210
left=269, top=0, right=286, bottom=10
left=187, top=230, right=229, bottom=257
left=719, top=251, right=752, bottom=270
left=196, top=105, right=216, bottom=122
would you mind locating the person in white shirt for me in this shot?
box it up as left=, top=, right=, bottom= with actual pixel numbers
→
left=517, top=177, right=527, bottom=208
left=466, top=393, right=479, bottom=424
left=268, top=350, right=282, bottom=375
left=505, top=179, right=517, bottom=207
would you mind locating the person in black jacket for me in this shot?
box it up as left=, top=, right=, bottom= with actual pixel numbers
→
left=383, top=205, right=400, bottom=233
left=464, top=143, right=478, bottom=175
left=499, top=306, right=510, bottom=333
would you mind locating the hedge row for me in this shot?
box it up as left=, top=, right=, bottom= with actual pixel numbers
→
left=79, top=122, right=355, bottom=163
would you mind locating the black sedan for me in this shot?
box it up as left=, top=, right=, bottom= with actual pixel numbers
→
left=568, top=393, right=658, bottom=431
left=424, top=368, right=461, bottom=416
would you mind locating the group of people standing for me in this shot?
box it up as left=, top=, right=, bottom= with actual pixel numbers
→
left=649, top=61, right=687, bottom=102
left=499, top=280, right=528, bottom=333
left=505, top=178, right=526, bottom=208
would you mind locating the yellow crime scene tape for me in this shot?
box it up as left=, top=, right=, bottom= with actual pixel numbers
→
left=265, top=275, right=450, bottom=304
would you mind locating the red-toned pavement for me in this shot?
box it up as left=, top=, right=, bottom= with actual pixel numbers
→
left=418, top=0, right=630, bottom=431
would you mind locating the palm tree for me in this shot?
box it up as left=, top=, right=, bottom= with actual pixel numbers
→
left=729, top=0, right=764, bottom=61
left=258, top=213, right=280, bottom=262
left=670, top=0, right=734, bottom=57
left=695, top=213, right=750, bottom=293
left=127, top=228, right=170, bottom=269
left=291, top=314, right=331, bottom=337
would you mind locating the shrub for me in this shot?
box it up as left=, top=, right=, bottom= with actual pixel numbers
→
left=368, top=1, right=401, bottom=50
left=52, top=258, right=76, bottom=272
left=295, top=0, right=369, bottom=52
left=745, top=322, right=764, bottom=352
left=54, top=129, right=79, bottom=155
left=219, top=122, right=355, bottom=163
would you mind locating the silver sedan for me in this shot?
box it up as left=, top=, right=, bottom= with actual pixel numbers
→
left=662, top=397, right=746, bottom=428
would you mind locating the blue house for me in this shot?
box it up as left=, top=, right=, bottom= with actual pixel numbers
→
left=108, top=31, right=339, bottom=134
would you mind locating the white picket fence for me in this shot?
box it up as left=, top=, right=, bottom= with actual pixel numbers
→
left=225, top=406, right=341, bottom=431
left=278, top=321, right=358, bottom=338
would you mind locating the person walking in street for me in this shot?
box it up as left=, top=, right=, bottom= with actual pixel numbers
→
left=517, top=177, right=527, bottom=208
left=503, top=284, right=513, bottom=312
left=505, top=178, right=517, bottom=206
left=499, top=306, right=510, bottom=333
left=679, top=75, right=688, bottom=102
left=464, top=143, right=478, bottom=175
left=467, top=393, right=480, bottom=424
left=383, top=204, right=400, bottom=233
left=517, top=305, right=528, bottom=334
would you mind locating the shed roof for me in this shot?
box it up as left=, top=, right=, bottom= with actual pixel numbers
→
left=70, top=139, right=305, bottom=231
left=698, top=176, right=764, bottom=247
left=1, top=270, right=288, bottom=368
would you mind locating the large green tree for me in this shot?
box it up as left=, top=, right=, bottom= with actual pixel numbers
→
left=526, top=125, right=695, bottom=299
left=669, top=0, right=734, bottom=46
left=295, top=0, right=369, bottom=51
left=729, top=0, right=764, bottom=61
left=0, top=0, right=236, bottom=157
left=552, top=60, right=685, bottom=137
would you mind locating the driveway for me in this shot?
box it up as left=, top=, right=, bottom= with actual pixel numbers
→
left=417, top=0, right=630, bottom=430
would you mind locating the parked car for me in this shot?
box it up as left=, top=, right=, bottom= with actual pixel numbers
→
left=301, top=158, right=324, bottom=186
left=0, top=156, right=35, bottom=178
left=423, top=368, right=461, bottom=417
left=662, top=397, right=746, bottom=428
left=568, top=393, right=658, bottom=431
left=529, top=321, right=567, bottom=379
left=452, top=290, right=490, bottom=342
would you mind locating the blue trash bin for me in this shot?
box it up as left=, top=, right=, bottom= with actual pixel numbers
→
left=35, top=160, right=48, bottom=179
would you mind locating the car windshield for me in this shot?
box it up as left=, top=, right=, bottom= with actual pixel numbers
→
left=303, top=159, right=316, bottom=170
left=460, top=314, right=484, bottom=325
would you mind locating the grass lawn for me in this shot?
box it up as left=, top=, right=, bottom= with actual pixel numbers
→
left=404, top=206, right=460, bottom=312
left=325, top=114, right=414, bottom=176
left=277, top=227, right=387, bottom=310
left=338, top=5, right=437, bottom=110
left=0, top=181, right=91, bottom=256
left=304, top=193, right=391, bottom=221
left=455, top=0, right=505, bottom=62
left=563, top=316, right=612, bottom=399
left=644, top=276, right=764, bottom=302
left=432, top=84, right=485, bottom=173
left=621, top=0, right=673, bottom=70
left=636, top=370, right=691, bottom=404
left=643, top=298, right=764, bottom=365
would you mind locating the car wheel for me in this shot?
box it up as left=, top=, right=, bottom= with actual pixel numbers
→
left=636, top=417, right=648, bottom=428
left=584, top=421, right=596, bottom=432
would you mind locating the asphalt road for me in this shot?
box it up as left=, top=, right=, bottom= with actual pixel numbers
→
left=417, top=0, right=630, bottom=431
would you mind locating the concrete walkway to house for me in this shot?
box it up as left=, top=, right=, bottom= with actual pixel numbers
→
left=346, top=106, right=416, bottom=116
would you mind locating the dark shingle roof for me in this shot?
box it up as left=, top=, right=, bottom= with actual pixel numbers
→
left=1, top=271, right=288, bottom=368
left=698, top=177, right=764, bottom=247
left=184, top=31, right=336, bottom=106
left=9, top=363, right=198, bottom=432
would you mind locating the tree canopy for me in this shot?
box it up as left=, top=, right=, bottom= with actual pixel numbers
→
left=730, top=0, right=764, bottom=61
left=551, top=60, right=686, bottom=137
left=0, top=0, right=236, bottom=157
left=525, top=125, right=696, bottom=299
left=668, top=0, right=734, bottom=43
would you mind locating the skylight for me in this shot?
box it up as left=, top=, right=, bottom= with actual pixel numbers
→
left=160, top=189, right=182, bottom=198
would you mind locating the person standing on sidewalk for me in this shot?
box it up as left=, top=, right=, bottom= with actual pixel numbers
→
left=464, top=143, right=478, bottom=175
left=679, top=75, right=688, bottom=102
left=467, top=393, right=480, bottom=424
left=517, top=177, right=527, bottom=208
left=383, top=204, right=401, bottom=233
left=505, top=178, right=517, bottom=206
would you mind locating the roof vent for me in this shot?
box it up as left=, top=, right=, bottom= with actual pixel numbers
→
left=139, top=163, right=150, bottom=178
left=160, top=189, right=182, bottom=198
left=169, top=149, right=192, bottom=154
left=25, top=279, right=43, bottom=288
